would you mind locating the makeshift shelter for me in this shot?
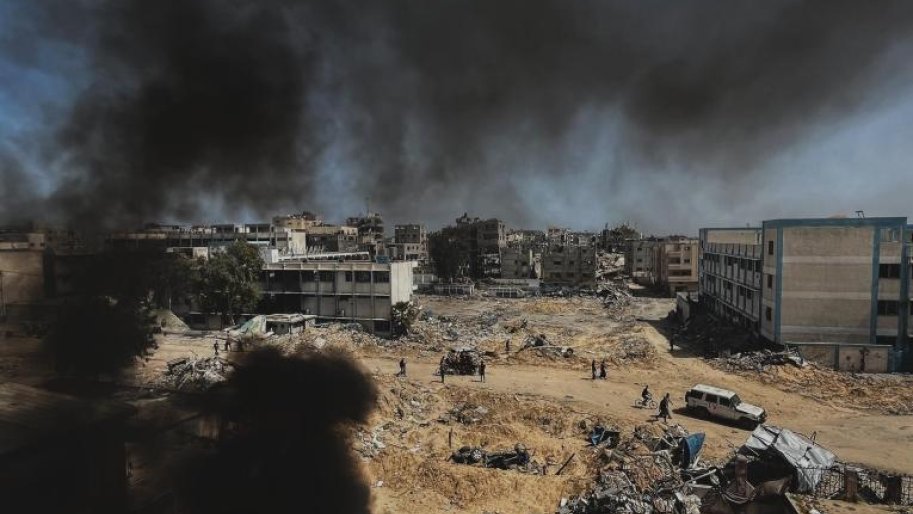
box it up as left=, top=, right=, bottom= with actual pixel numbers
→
left=740, top=425, right=835, bottom=493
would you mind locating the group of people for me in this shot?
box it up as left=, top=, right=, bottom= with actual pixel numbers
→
left=396, top=357, right=487, bottom=383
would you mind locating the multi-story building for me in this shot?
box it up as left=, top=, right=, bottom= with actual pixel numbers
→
left=260, top=260, right=415, bottom=335
left=433, top=214, right=507, bottom=278
left=501, top=247, right=539, bottom=279
left=541, top=245, right=597, bottom=286
left=304, top=224, right=359, bottom=254
left=393, top=224, right=428, bottom=264
left=107, top=223, right=308, bottom=257
left=653, top=238, right=699, bottom=296
left=700, top=217, right=913, bottom=371
left=699, top=228, right=762, bottom=330
left=624, top=239, right=657, bottom=278
left=273, top=211, right=322, bottom=230
left=347, top=213, right=385, bottom=256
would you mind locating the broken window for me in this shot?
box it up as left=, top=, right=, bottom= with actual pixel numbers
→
left=318, top=271, right=334, bottom=282
left=765, top=307, right=772, bottom=321
left=374, top=271, right=390, bottom=283
left=879, top=263, right=901, bottom=279
left=768, top=241, right=774, bottom=255
left=344, top=271, right=353, bottom=282
left=767, top=275, right=773, bottom=288
left=877, top=300, right=899, bottom=316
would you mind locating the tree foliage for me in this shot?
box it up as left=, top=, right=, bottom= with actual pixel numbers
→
left=45, top=297, right=156, bottom=379
left=196, top=241, right=263, bottom=325
left=391, top=301, right=420, bottom=337
left=428, top=230, right=469, bottom=281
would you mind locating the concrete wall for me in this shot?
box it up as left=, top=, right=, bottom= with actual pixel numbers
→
left=794, top=343, right=891, bottom=372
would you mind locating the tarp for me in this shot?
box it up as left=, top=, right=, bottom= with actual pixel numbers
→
left=679, top=433, right=705, bottom=468
left=742, top=425, right=836, bottom=493
left=228, top=315, right=266, bottom=337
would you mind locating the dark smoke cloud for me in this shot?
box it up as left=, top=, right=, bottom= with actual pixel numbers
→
left=2, top=0, right=913, bottom=230
left=174, top=348, right=377, bottom=514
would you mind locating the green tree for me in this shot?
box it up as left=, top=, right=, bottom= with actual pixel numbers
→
left=196, top=241, right=263, bottom=326
left=391, top=301, right=420, bottom=337
left=428, top=230, right=469, bottom=281
left=45, top=297, right=156, bottom=379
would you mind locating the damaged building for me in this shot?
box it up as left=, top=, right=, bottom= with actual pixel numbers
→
left=260, top=259, right=415, bottom=335
left=700, top=217, right=913, bottom=372
left=541, top=244, right=597, bottom=287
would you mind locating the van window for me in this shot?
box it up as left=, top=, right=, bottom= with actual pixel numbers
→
left=688, top=391, right=702, bottom=401
left=704, top=394, right=717, bottom=404
left=718, top=397, right=731, bottom=407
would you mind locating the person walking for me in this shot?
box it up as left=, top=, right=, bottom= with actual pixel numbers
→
left=479, top=360, right=486, bottom=382
left=658, top=393, right=672, bottom=423
left=439, top=356, right=446, bottom=384
left=398, top=358, right=407, bottom=377
left=224, top=338, right=231, bottom=352
left=213, top=341, right=220, bottom=357
left=669, top=333, right=676, bottom=352
left=599, top=360, right=607, bottom=380
left=505, top=339, right=511, bottom=353
left=591, top=359, right=597, bottom=380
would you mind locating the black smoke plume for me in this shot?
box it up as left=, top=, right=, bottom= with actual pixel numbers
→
left=3, top=0, right=913, bottom=228
left=174, top=348, right=377, bottom=514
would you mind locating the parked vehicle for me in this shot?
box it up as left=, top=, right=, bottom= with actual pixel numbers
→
left=684, top=384, right=766, bottom=428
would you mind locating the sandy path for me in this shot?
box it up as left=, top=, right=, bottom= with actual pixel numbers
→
left=360, top=323, right=913, bottom=474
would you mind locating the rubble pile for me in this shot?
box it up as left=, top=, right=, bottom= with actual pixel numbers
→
left=446, top=403, right=491, bottom=424
left=519, top=333, right=574, bottom=359
left=675, top=312, right=773, bottom=357
left=451, top=443, right=542, bottom=474
left=158, top=355, right=232, bottom=391
left=400, top=310, right=504, bottom=349
left=712, top=349, right=806, bottom=372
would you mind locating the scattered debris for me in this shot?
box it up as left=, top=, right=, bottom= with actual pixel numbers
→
left=158, top=355, right=232, bottom=391
left=451, top=443, right=542, bottom=473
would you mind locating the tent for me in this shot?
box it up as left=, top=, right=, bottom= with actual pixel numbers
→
left=742, top=425, right=836, bottom=493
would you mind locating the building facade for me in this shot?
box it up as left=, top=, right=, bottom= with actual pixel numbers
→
left=653, top=239, right=700, bottom=296
left=541, top=245, right=597, bottom=286
left=700, top=217, right=913, bottom=371
left=260, top=260, right=414, bottom=335
left=624, top=240, right=657, bottom=278
left=501, top=247, right=540, bottom=279
left=699, top=228, right=763, bottom=330
left=393, top=224, right=428, bottom=264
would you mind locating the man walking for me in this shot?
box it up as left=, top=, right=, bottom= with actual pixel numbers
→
left=599, top=360, right=607, bottom=380
left=397, top=358, right=407, bottom=377
left=658, top=393, right=672, bottom=423
left=479, top=360, right=486, bottom=382
left=213, top=341, right=220, bottom=357
left=591, top=359, right=597, bottom=380
left=439, top=356, right=446, bottom=383
left=669, top=333, right=676, bottom=352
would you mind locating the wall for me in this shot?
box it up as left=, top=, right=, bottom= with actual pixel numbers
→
left=794, top=343, right=891, bottom=372
left=0, top=250, right=46, bottom=307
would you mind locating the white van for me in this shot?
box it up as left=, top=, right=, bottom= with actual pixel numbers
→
left=684, top=384, right=766, bottom=429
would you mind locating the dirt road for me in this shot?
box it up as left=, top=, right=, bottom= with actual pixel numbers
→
left=361, top=323, right=913, bottom=474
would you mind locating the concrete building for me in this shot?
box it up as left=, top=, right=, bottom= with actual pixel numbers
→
left=624, top=240, right=657, bottom=279
left=304, top=224, right=359, bottom=254
left=347, top=213, right=385, bottom=256
left=653, top=238, right=700, bottom=296
left=700, top=217, right=913, bottom=371
left=273, top=211, right=322, bottom=230
left=108, top=223, right=308, bottom=258
left=541, top=245, right=597, bottom=286
left=260, top=260, right=414, bottom=335
left=433, top=214, right=507, bottom=279
left=393, top=224, right=428, bottom=264
left=699, top=228, right=763, bottom=330
left=501, top=247, right=540, bottom=279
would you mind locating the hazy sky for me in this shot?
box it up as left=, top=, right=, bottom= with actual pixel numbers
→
left=2, top=1, right=913, bottom=235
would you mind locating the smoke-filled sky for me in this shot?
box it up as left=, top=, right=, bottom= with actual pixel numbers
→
left=2, top=0, right=913, bottom=234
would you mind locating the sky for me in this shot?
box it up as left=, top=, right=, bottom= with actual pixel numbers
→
left=2, top=0, right=913, bottom=235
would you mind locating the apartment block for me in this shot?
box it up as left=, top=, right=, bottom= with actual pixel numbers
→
left=260, top=260, right=414, bottom=335
left=501, top=247, right=539, bottom=279
left=653, top=239, right=699, bottom=296
left=108, top=223, right=308, bottom=257
left=624, top=240, right=657, bottom=278
left=700, top=217, right=913, bottom=371
left=541, top=245, right=597, bottom=286
left=393, top=224, right=428, bottom=264
left=699, top=228, right=762, bottom=330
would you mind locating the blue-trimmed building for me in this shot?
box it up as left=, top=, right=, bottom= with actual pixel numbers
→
left=700, top=217, right=912, bottom=372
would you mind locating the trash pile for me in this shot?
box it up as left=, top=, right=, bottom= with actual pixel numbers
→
left=713, top=348, right=807, bottom=372
left=446, top=403, right=490, bottom=424
left=598, top=283, right=632, bottom=310
left=451, top=443, right=542, bottom=474
left=159, top=355, right=232, bottom=391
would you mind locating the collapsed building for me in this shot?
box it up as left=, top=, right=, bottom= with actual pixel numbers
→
left=624, top=237, right=699, bottom=296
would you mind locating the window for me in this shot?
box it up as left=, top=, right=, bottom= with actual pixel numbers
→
left=879, top=264, right=901, bottom=279
left=746, top=290, right=753, bottom=300
left=765, top=307, right=772, bottom=321
left=318, top=271, right=334, bottom=282
left=881, top=228, right=900, bottom=242
left=768, top=241, right=774, bottom=255
left=704, top=394, right=718, bottom=404
left=767, top=275, right=773, bottom=288
left=301, top=271, right=316, bottom=282
left=344, top=271, right=353, bottom=282
left=878, top=300, right=899, bottom=316
left=718, top=397, right=731, bottom=407
left=355, top=271, right=372, bottom=283
left=374, top=271, right=390, bottom=283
